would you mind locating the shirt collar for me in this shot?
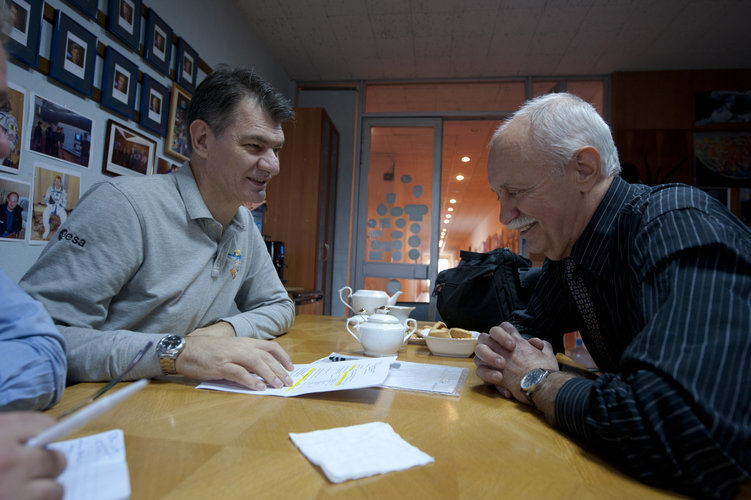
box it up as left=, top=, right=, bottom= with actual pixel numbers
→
left=174, top=162, right=247, bottom=231
left=569, top=176, right=640, bottom=276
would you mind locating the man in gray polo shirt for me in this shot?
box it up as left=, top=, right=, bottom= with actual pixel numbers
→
left=21, top=67, right=296, bottom=391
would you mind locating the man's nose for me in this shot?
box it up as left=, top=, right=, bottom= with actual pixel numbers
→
left=498, top=198, right=518, bottom=226
left=258, top=149, right=280, bottom=175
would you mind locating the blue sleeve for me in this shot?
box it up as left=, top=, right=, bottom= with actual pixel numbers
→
left=0, top=270, right=67, bottom=410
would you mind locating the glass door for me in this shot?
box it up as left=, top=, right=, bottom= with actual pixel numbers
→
left=354, top=118, right=442, bottom=320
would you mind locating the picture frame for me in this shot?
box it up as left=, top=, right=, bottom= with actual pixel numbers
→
left=5, top=0, right=43, bottom=67
left=144, top=8, right=172, bottom=76
left=100, top=46, right=138, bottom=119
left=107, top=0, right=142, bottom=51
left=155, top=155, right=181, bottom=175
left=694, top=131, right=751, bottom=188
left=30, top=163, right=82, bottom=244
left=27, top=93, right=94, bottom=169
left=0, top=174, right=31, bottom=241
left=64, top=0, right=99, bottom=19
left=165, top=83, right=191, bottom=162
left=49, top=11, right=97, bottom=97
left=0, top=82, right=26, bottom=174
left=139, top=74, right=169, bottom=137
left=103, top=120, right=156, bottom=177
left=175, top=37, right=198, bottom=94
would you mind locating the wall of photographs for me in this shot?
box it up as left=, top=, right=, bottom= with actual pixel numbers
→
left=0, top=0, right=288, bottom=280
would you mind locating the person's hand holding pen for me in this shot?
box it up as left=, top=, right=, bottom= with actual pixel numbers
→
left=0, top=412, right=66, bottom=500
left=176, top=336, right=294, bottom=391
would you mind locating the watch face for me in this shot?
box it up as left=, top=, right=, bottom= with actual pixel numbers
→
left=159, top=335, right=184, bottom=352
left=521, top=368, right=547, bottom=391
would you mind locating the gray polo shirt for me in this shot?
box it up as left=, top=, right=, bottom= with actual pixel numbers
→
left=20, top=165, right=294, bottom=382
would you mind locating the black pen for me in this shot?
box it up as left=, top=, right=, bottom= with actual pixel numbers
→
left=328, top=355, right=364, bottom=362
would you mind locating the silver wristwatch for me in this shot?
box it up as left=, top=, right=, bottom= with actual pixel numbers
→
left=520, top=368, right=551, bottom=400
left=156, top=335, right=186, bottom=375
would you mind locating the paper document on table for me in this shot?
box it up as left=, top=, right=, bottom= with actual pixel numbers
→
left=316, top=353, right=468, bottom=396
left=47, top=429, right=131, bottom=500
left=196, top=357, right=391, bottom=397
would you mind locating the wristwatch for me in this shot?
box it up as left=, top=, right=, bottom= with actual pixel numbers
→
left=156, top=335, right=186, bottom=375
left=520, top=368, right=551, bottom=400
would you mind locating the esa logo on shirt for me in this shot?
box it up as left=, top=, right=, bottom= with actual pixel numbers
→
left=57, top=228, right=86, bottom=247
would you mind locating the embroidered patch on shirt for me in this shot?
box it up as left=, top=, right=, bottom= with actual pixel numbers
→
left=228, top=249, right=242, bottom=279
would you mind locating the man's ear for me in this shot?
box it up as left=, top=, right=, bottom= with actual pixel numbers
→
left=574, top=146, right=602, bottom=192
left=189, top=120, right=210, bottom=160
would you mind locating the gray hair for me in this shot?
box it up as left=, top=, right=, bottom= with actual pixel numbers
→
left=186, top=66, right=294, bottom=153
left=494, top=92, right=620, bottom=177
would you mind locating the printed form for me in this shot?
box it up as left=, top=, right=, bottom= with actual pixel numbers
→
left=197, top=357, right=392, bottom=397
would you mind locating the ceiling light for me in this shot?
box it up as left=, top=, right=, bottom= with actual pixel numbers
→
left=443, top=219, right=450, bottom=224
left=446, top=214, right=452, bottom=219
left=449, top=199, right=456, bottom=204
left=447, top=207, right=453, bottom=212
left=461, top=156, right=470, bottom=163
left=455, top=175, right=464, bottom=181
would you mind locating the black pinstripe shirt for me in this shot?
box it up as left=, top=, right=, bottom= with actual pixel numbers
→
left=511, top=176, right=751, bottom=499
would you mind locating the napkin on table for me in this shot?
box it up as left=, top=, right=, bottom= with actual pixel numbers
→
left=289, top=421, right=434, bottom=483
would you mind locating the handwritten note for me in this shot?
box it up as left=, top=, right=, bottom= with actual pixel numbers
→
left=196, top=357, right=392, bottom=397
left=47, top=429, right=131, bottom=500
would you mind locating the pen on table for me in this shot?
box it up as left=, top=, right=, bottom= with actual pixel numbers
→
left=26, top=378, right=149, bottom=448
left=328, top=355, right=364, bottom=362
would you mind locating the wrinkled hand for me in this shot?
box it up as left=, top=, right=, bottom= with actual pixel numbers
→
left=0, top=412, right=66, bottom=500
left=474, top=322, right=557, bottom=404
left=176, top=336, right=294, bottom=391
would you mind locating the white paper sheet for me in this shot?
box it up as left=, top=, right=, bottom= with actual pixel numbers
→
left=48, top=429, right=131, bottom=500
left=318, top=353, right=468, bottom=396
left=196, top=357, right=392, bottom=397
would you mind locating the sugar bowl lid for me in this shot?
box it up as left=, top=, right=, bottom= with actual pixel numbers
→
left=365, top=307, right=400, bottom=324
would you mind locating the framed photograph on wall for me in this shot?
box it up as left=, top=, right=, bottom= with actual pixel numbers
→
left=49, top=11, right=97, bottom=96
left=155, top=155, right=181, bottom=174
left=107, top=0, right=142, bottom=51
left=64, top=0, right=99, bottom=19
left=165, top=83, right=191, bottom=162
left=0, top=175, right=31, bottom=241
left=139, top=74, right=169, bottom=137
left=29, top=163, right=82, bottom=244
left=175, top=37, right=198, bottom=94
left=0, top=82, right=26, bottom=174
left=694, top=131, right=751, bottom=188
left=144, top=8, right=172, bottom=76
left=103, top=120, right=156, bottom=177
left=5, top=0, right=43, bottom=67
left=27, top=93, right=94, bottom=169
left=100, top=46, right=138, bottom=119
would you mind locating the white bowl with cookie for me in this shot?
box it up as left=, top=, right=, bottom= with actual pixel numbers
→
left=424, top=322, right=479, bottom=357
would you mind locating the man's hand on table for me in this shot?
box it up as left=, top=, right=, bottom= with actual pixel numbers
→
left=176, top=336, right=294, bottom=391
left=474, top=322, right=558, bottom=403
left=0, top=412, right=66, bottom=500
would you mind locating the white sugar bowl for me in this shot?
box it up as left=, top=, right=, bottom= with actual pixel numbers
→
left=345, top=309, right=417, bottom=356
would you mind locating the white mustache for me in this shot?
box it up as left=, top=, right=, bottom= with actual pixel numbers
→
left=506, top=216, right=536, bottom=231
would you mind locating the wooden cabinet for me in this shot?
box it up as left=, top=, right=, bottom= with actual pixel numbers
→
left=264, top=108, right=338, bottom=314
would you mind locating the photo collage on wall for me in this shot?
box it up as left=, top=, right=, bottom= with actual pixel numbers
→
left=694, top=90, right=751, bottom=228
left=1, top=0, right=203, bottom=243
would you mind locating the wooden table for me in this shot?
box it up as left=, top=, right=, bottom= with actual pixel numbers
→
left=48, top=315, right=687, bottom=500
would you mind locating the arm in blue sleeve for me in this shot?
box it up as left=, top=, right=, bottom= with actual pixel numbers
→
left=0, top=270, right=67, bottom=411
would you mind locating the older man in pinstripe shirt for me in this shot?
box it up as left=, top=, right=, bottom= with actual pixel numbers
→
left=475, top=92, right=750, bottom=499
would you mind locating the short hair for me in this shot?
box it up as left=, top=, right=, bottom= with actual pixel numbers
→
left=494, top=92, right=621, bottom=177
left=6, top=191, right=18, bottom=202
left=186, top=66, right=294, bottom=153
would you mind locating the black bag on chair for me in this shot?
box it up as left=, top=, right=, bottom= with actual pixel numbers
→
left=432, top=248, right=540, bottom=333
